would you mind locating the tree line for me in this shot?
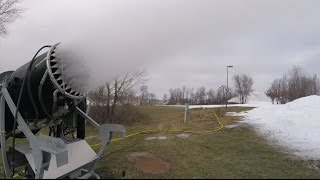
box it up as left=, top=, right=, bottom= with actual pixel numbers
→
left=88, top=72, right=254, bottom=123
left=88, top=71, right=160, bottom=124
left=163, top=86, right=232, bottom=105
left=265, top=66, right=320, bottom=104
left=163, top=74, right=254, bottom=105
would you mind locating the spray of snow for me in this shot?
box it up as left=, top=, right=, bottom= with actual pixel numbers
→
left=53, top=0, right=317, bottom=93
left=245, top=95, right=320, bottom=160
left=54, top=0, right=229, bottom=92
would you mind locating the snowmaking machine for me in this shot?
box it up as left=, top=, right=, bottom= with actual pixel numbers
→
left=0, top=43, right=126, bottom=179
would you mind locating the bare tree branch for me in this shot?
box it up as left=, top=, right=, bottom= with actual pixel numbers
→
left=266, top=66, right=320, bottom=104
left=88, top=70, right=149, bottom=123
left=0, top=0, right=23, bottom=36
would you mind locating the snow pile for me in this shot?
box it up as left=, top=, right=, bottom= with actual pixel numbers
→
left=245, top=95, right=320, bottom=159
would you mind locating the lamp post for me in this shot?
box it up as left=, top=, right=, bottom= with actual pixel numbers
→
left=226, top=65, right=233, bottom=109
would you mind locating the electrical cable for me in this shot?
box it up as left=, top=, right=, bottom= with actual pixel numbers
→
left=11, top=45, right=51, bottom=177
left=38, top=70, right=53, bottom=120
left=27, top=46, right=52, bottom=124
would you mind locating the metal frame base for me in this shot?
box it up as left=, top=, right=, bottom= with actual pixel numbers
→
left=0, top=84, right=126, bottom=179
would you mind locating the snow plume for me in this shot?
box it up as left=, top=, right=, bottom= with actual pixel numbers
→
left=52, top=0, right=320, bottom=93
left=54, top=0, right=223, bottom=92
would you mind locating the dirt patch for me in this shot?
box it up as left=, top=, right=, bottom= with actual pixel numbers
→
left=128, top=152, right=170, bottom=174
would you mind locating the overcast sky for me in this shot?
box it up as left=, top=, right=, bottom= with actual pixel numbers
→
left=1, top=0, right=320, bottom=98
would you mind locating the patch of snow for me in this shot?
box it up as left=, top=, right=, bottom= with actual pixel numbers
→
left=145, top=137, right=157, bottom=141
left=225, top=124, right=240, bottom=129
left=176, top=133, right=190, bottom=139
left=245, top=95, right=320, bottom=160
left=187, top=103, right=267, bottom=109
left=158, top=136, right=168, bottom=140
left=145, top=136, right=168, bottom=141
left=225, top=111, right=248, bottom=117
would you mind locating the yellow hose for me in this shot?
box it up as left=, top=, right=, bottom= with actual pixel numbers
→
left=13, top=109, right=223, bottom=178
left=90, top=108, right=224, bottom=147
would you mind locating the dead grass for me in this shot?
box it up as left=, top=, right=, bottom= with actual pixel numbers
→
left=2, top=106, right=320, bottom=179
left=90, top=106, right=320, bottom=179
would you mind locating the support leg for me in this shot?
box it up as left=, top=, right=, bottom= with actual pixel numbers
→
left=76, top=107, right=126, bottom=173
left=0, top=93, right=12, bottom=178
left=2, top=87, right=68, bottom=179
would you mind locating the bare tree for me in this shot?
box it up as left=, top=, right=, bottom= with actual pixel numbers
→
left=88, top=85, right=109, bottom=122
left=181, top=86, right=187, bottom=104
left=193, top=87, right=206, bottom=105
left=185, top=87, right=193, bottom=104
left=139, top=85, right=148, bottom=105
left=122, top=89, right=137, bottom=105
left=312, top=74, right=320, bottom=95
left=233, top=74, right=254, bottom=104
left=165, top=85, right=238, bottom=105
left=287, top=66, right=305, bottom=101
left=266, top=66, right=320, bottom=104
left=147, top=93, right=156, bottom=105
left=167, top=87, right=192, bottom=105
left=162, top=93, right=168, bottom=105
left=206, top=89, right=216, bottom=104
left=168, top=88, right=177, bottom=105
left=0, top=0, right=23, bottom=36
left=265, top=79, right=279, bottom=104
left=110, top=71, right=148, bottom=122
left=88, top=71, right=148, bottom=123
left=138, top=85, right=158, bottom=105
left=216, top=85, right=231, bottom=105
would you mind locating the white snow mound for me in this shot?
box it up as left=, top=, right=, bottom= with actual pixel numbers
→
left=245, top=95, right=320, bottom=160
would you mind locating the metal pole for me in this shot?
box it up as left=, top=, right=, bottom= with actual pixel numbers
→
left=184, top=103, right=189, bottom=123
left=226, top=65, right=233, bottom=109
left=226, top=66, right=228, bottom=109
left=75, top=107, right=100, bottom=129
left=0, top=93, right=12, bottom=178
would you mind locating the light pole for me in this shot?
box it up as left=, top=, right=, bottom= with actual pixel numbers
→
left=226, top=65, right=233, bottom=109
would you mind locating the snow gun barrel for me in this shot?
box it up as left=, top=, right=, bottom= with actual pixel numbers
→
left=0, top=43, right=86, bottom=135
